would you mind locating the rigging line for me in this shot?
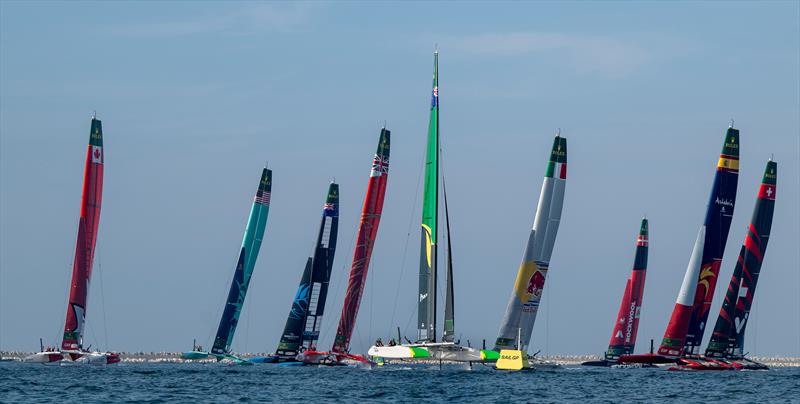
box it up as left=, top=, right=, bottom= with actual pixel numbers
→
left=387, top=149, right=426, bottom=336
left=97, top=252, right=109, bottom=350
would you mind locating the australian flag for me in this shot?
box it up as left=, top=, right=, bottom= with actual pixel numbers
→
left=431, top=86, right=438, bottom=109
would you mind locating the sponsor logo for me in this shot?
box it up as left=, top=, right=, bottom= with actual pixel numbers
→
left=734, top=314, right=748, bottom=334
left=419, top=293, right=428, bottom=302
left=625, top=302, right=637, bottom=343
left=715, top=197, right=734, bottom=207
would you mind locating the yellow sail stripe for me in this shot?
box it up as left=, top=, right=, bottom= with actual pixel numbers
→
left=422, top=224, right=434, bottom=268
left=717, top=156, right=739, bottom=171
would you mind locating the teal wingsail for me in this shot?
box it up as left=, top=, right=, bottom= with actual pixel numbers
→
left=211, top=168, right=272, bottom=355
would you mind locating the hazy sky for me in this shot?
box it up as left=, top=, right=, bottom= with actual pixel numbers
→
left=1, top=1, right=798, bottom=356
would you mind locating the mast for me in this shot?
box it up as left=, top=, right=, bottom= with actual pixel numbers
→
left=706, top=159, right=776, bottom=358
left=276, top=183, right=339, bottom=359
left=331, top=129, right=390, bottom=354
left=211, top=168, right=272, bottom=355
left=418, top=50, right=439, bottom=343
left=606, top=219, right=649, bottom=360
left=442, top=179, right=455, bottom=342
left=495, top=134, right=567, bottom=351
left=658, top=126, right=739, bottom=357
left=62, top=116, right=104, bottom=354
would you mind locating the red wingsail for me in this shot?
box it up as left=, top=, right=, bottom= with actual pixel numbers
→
left=62, top=117, right=104, bottom=354
left=606, top=219, right=649, bottom=360
left=331, top=128, right=390, bottom=354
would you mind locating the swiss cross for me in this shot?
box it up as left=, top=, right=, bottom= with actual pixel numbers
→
left=766, top=187, right=773, bottom=197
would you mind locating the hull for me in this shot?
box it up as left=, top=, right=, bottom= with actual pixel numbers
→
left=180, top=351, right=210, bottom=360
left=495, top=135, right=567, bottom=351
left=23, top=352, right=64, bottom=363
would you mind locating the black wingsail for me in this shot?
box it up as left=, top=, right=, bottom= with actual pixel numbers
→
left=274, top=183, right=339, bottom=361
left=442, top=180, right=455, bottom=343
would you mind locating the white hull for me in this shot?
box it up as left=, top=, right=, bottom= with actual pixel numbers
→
left=23, top=351, right=63, bottom=363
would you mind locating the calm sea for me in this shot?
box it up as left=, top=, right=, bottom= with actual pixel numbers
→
left=1, top=361, right=798, bottom=403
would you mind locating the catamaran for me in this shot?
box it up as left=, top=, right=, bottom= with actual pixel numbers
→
left=251, top=182, right=339, bottom=364
left=702, top=159, right=777, bottom=370
left=491, top=133, right=567, bottom=370
left=25, top=115, right=119, bottom=365
left=368, top=51, right=496, bottom=365
left=181, top=167, right=272, bottom=363
left=582, top=219, right=649, bottom=367
left=620, top=124, right=740, bottom=369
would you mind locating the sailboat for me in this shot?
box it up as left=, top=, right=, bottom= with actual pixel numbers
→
left=582, top=219, right=649, bottom=367
left=494, top=134, right=567, bottom=353
left=287, top=128, right=391, bottom=366
left=367, top=51, right=495, bottom=364
left=250, top=182, right=339, bottom=364
left=25, top=115, right=119, bottom=365
left=620, top=124, right=740, bottom=368
left=703, top=159, right=777, bottom=370
left=181, top=167, right=272, bottom=363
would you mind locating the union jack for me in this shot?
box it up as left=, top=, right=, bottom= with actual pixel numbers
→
left=371, top=155, right=389, bottom=173
left=324, top=203, right=335, bottom=211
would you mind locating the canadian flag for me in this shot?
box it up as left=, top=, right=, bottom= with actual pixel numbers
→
left=91, top=146, right=103, bottom=163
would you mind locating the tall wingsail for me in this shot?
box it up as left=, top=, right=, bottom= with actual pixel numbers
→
left=275, top=183, right=339, bottom=360
left=418, top=50, right=439, bottom=343
left=62, top=116, right=105, bottom=354
left=331, top=129, right=390, bottom=354
left=211, top=168, right=272, bottom=355
left=658, top=126, right=739, bottom=357
left=606, top=219, right=649, bottom=360
left=706, top=160, right=776, bottom=358
left=495, top=134, right=567, bottom=351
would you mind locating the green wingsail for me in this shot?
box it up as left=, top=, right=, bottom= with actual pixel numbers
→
left=418, top=50, right=439, bottom=342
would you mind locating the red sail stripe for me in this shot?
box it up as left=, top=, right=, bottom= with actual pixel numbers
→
left=743, top=233, right=763, bottom=262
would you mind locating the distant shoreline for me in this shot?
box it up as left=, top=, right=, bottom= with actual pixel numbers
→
left=3, top=351, right=800, bottom=367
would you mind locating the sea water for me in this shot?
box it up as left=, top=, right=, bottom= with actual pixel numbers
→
left=1, top=361, right=798, bottom=403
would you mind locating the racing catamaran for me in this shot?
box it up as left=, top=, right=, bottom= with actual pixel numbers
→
left=254, top=182, right=339, bottom=364
left=582, top=219, right=649, bottom=367
left=181, top=167, right=272, bottom=363
left=367, top=51, right=496, bottom=364
left=25, top=115, right=119, bottom=365
left=703, top=159, right=777, bottom=370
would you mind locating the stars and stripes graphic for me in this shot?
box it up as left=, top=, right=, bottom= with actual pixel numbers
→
left=370, top=155, right=390, bottom=177
left=254, top=191, right=271, bottom=206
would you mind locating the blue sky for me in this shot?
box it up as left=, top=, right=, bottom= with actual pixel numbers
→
left=1, top=1, right=798, bottom=356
